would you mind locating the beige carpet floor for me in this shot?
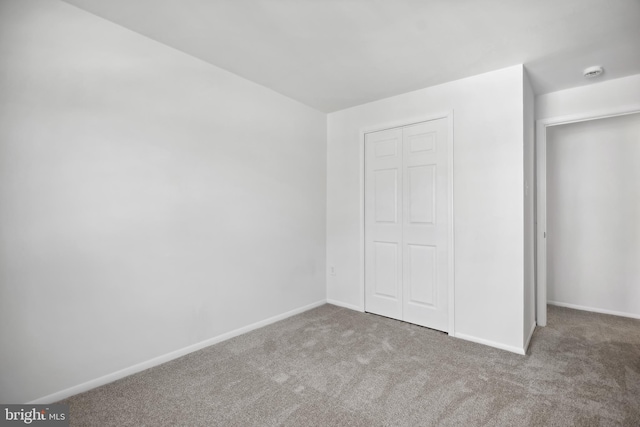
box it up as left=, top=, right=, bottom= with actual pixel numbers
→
left=61, top=304, right=640, bottom=426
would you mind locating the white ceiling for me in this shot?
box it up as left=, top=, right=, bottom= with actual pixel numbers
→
left=63, top=0, right=640, bottom=113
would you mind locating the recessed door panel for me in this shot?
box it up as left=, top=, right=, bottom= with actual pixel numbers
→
left=375, top=138, right=398, bottom=157
left=408, top=132, right=436, bottom=153
left=408, top=165, right=435, bottom=224
left=374, top=169, right=397, bottom=223
left=407, top=244, right=436, bottom=306
left=374, top=242, right=399, bottom=298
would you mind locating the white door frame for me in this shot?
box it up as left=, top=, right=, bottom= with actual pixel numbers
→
left=359, top=111, right=455, bottom=335
left=535, top=104, right=640, bottom=326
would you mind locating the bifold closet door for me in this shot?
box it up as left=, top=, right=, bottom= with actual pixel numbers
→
left=364, top=127, right=404, bottom=320
left=365, top=118, right=449, bottom=332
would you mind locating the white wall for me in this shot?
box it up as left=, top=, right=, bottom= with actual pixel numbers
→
left=327, top=65, right=527, bottom=353
left=0, top=0, right=326, bottom=403
left=536, top=74, right=640, bottom=120
left=523, top=71, right=536, bottom=347
left=546, top=113, right=640, bottom=318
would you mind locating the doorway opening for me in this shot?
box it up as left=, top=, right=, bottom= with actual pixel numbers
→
left=536, top=107, right=640, bottom=325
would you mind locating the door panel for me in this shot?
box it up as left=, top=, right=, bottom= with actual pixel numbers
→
left=402, top=119, right=448, bottom=331
left=408, top=131, right=436, bottom=153
left=374, top=137, right=399, bottom=157
left=373, top=241, right=400, bottom=299
left=373, top=169, right=398, bottom=223
left=365, top=128, right=403, bottom=319
left=365, top=118, right=449, bottom=332
left=408, top=165, right=436, bottom=224
left=407, top=244, right=436, bottom=306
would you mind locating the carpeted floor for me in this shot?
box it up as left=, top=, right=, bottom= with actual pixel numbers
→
left=61, top=304, right=640, bottom=426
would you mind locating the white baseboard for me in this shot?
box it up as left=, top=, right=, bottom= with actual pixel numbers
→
left=524, top=321, right=536, bottom=354
left=453, top=333, right=526, bottom=355
left=28, top=299, right=327, bottom=404
left=326, top=299, right=364, bottom=312
left=548, top=301, right=640, bottom=320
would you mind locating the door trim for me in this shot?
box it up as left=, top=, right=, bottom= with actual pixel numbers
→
left=359, top=111, right=455, bottom=335
left=535, top=104, right=640, bottom=326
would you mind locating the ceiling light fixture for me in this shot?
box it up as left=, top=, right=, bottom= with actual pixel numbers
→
left=583, top=66, right=604, bottom=79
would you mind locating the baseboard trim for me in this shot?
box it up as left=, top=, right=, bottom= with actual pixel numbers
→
left=453, top=333, right=526, bottom=355
left=326, top=299, right=364, bottom=312
left=548, top=301, right=640, bottom=320
left=524, top=321, right=537, bottom=354
left=28, top=299, right=327, bottom=404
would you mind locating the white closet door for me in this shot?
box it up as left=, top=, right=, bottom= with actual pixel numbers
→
left=401, top=119, right=448, bottom=331
left=365, top=118, right=449, bottom=332
left=364, top=127, right=403, bottom=320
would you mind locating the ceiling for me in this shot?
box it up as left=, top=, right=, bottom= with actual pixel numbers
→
left=62, top=0, right=640, bottom=113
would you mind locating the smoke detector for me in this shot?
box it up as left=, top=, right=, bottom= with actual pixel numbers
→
left=583, top=66, right=604, bottom=79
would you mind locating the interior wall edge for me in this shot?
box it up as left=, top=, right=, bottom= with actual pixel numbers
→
left=452, top=332, right=526, bottom=356
left=523, top=64, right=536, bottom=342
left=524, top=321, right=537, bottom=354
left=326, top=299, right=364, bottom=313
